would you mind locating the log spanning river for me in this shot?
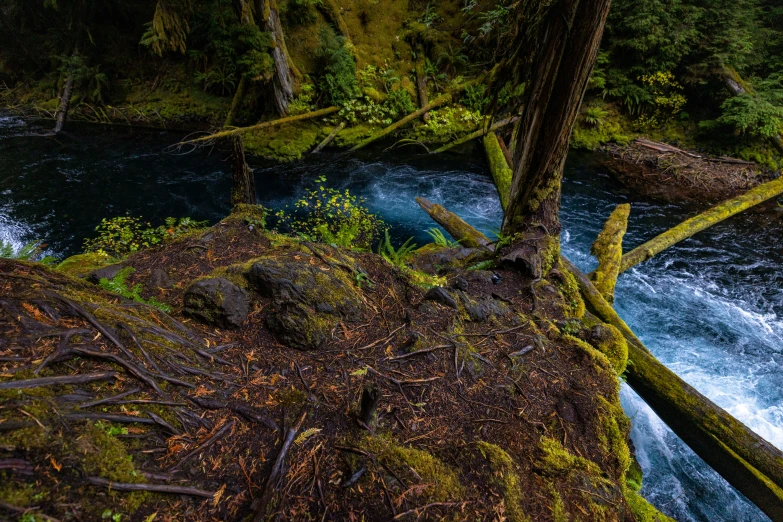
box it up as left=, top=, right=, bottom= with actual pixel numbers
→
left=2, top=114, right=782, bottom=521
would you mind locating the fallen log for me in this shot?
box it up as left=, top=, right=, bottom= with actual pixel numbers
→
left=350, top=82, right=475, bottom=152
left=178, top=106, right=340, bottom=146
left=415, top=197, right=493, bottom=250
left=482, top=131, right=513, bottom=211
left=311, top=122, right=346, bottom=154
left=565, top=259, right=783, bottom=521
left=619, top=175, right=783, bottom=273
left=0, top=372, right=116, bottom=390
left=430, top=115, right=518, bottom=155
left=590, top=204, right=630, bottom=303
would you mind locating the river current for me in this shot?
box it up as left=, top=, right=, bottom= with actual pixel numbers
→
left=2, top=114, right=781, bottom=521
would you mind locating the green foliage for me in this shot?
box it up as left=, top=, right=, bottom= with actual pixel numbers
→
left=0, top=240, right=53, bottom=263
left=378, top=231, right=417, bottom=267
left=338, top=89, right=414, bottom=125
left=287, top=82, right=317, bottom=115
left=584, top=106, right=609, bottom=127
left=98, top=267, right=172, bottom=312
left=462, top=84, right=489, bottom=113
left=418, top=2, right=442, bottom=28
left=140, top=0, right=192, bottom=56
left=84, top=216, right=208, bottom=258
left=713, top=76, right=783, bottom=137
left=284, top=0, right=322, bottom=26
left=317, top=27, right=358, bottom=106
left=427, top=228, right=459, bottom=247
left=384, top=89, right=415, bottom=116
left=276, top=176, right=386, bottom=249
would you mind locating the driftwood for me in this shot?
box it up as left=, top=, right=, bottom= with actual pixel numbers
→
left=86, top=476, right=215, bottom=498
left=431, top=116, right=518, bottom=155
left=0, top=372, right=116, bottom=390
left=311, top=122, right=346, bottom=154
left=619, top=175, right=783, bottom=273
left=564, top=260, right=783, bottom=522
left=178, top=106, right=340, bottom=145
left=350, top=82, right=475, bottom=151
left=415, top=197, right=493, bottom=250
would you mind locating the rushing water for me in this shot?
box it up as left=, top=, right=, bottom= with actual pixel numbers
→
left=2, top=114, right=782, bottom=521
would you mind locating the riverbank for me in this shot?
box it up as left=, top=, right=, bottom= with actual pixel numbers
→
left=0, top=204, right=670, bottom=522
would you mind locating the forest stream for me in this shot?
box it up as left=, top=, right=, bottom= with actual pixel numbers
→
left=2, top=114, right=782, bottom=521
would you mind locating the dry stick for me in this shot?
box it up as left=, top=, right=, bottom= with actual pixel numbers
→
left=311, top=122, right=346, bottom=154
left=431, top=116, right=518, bottom=154
left=618, top=176, right=783, bottom=274
left=252, top=410, right=308, bottom=522
left=178, top=106, right=340, bottom=146
left=169, top=420, right=235, bottom=472
left=86, top=476, right=215, bottom=498
left=64, top=413, right=157, bottom=425
left=0, top=372, right=116, bottom=390
left=350, top=81, right=476, bottom=152
left=564, top=258, right=783, bottom=521
left=387, top=344, right=451, bottom=361
left=77, top=387, right=142, bottom=409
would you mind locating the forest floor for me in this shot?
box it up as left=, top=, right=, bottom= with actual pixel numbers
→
left=0, top=206, right=661, bottom=521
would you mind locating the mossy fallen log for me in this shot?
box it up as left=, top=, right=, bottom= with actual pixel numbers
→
left=565, top=259, right=783, bottom=521
left=482, top=131, right=513, bottom=212
left=415, top=197, right=493, bottom=250
left=311, top=122, right=346, bottom=154
left=178, top=106, right=340, bottom=146
left=619, top=175, right=783, bottom=273
left=350, top=82, right=475, bottom=151
left=431, top=115, right=518, bottom=155
left=590, top=204, right=630, bottom=302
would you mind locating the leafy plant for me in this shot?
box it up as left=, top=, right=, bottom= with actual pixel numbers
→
left=384, top=88, right=415, bottom=117
left=275, top=176, right=386, bottom=249
left=426, top=228, right=459, bottom=247
left=714, top=93, right=783, bottom=138
left=418, top=2, right=442, bottom=28
left=0, top=239, right=56, bottom=264
left=378, top=230, right=417, bottom=267
left=99, top=267, right=172, bottom=312
left=317, top=27, right=358, bottom=106
left=287, top=82, right=317, bottom=116
left=583, top=106, right=609, bottom=127
left=462, top=84, right=489, bottom=113
left=84, top=216, right=208, bottom=258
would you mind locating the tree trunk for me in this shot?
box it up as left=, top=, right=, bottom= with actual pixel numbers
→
left=231, top=136, right=257, bottom=207
left=503, top=0, right=611, bottom=236
left=224, top=77, right=247, bottom=128
left=415, top=197, right=493, bottom=250
left=414, top=44, right=430, bottom=121
left=483, top=132, right=513, bottom=212
left=54, top=72, right=74, bottom=134
left=257, top=0, right=299, bottom=115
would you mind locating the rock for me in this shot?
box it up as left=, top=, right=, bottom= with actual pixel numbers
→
left=452, top=276, right=468, bottom=291
left=245, top=254, right=364, bottom=350
left=86, top=263, right=127, bottom=284
left=457, top=292, right=510, bottom=322
left=183, top=277, right=250, bottom=329
left=423, top=287, right=458, bottom=309
left=408, top=244, right=485, bottom=274
left=147, top=268, right=173, bottom=289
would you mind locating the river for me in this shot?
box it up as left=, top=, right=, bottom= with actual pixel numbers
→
left=1, top=114, right=781, bottom=521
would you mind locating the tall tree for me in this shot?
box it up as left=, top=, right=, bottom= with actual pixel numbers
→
left=499, top=0, right=612, bottom=245
left=255, top=0, right=299, bottom=115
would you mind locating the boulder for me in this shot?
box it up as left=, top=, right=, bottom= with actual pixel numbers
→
left=245, top=255, right=364, bottom=350
left=148, top=268, right=173, bottom=289
left=183, top=277, right=250, bottom=329
left=86, top=263, right=127, bottom=284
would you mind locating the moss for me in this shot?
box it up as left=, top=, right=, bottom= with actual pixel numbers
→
left=0, top=480, right=42, bottom=507
left=571, top=102, right=634, bottom=150
left=594, top=323, right=628, bottom=375
left=539, top=437, right=606, bottom=479
left=56, top=252, right=117, bottom=277
left=362, top=434, right=464, bottom=502
left=548, top=484, right=568, bottom=522
left=562, top=334, right=615, bottom=380
left=0, top=425, right=50, bottom=451
left=243, top=121, right=323, bottom=161
left=483, top=132, right=512, bottom=211
left=596, top=397, right=631, bottom=479
left=556, top=262, right=585, bottom=319
left=477, top=442, right=530, bottom=522
left=625, top=489, right=675, bottom=522
left=275, top=386, right=308, bottom=407
left=590, top=204, right=630, bottom=304
left=332, top=123, right=380, bottom=148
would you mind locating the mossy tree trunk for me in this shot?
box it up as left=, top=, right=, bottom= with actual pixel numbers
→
left=502, top=0, right=611, bottom=237
left=54, top=71, right=74, bottom=134
left=414, top=43, right=430, bottom=121
left=231, top=135, right=257, bottom=206
left=256, top=0, right=299, bottom=115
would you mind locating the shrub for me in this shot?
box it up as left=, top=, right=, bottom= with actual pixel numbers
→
left=275, top=176, right=386, bottom=249
left=384, top=89, right=415, bottom=117
left=317, top=27, right=358, bottom=106
left=84, top=216, right=208, bottom=258
left=0, top=240, right=56, bottom=264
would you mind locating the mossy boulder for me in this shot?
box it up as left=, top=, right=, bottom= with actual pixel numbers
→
left=86, top=262, right=128, bottom=284
left=55, top=252, right=116, bottom=278
left=245, top=254, right=364, bottom=349
left=183, top=277, right=250, bottom=329
left=408, top=244, right=485, bottom=274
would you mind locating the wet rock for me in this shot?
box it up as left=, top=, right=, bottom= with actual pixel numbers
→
left=148, top=268, right=173, bottom=289
left=183, top=277, right=250, bottom=329
left=86, top=263, right=127, bottom=284
left=452, top=276, right=468, bottom=291
left=245, top=255, right=364, bottom=350
left=423, top=287, right=458, bottom=309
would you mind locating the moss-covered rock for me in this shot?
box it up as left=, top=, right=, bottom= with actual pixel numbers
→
left=183, top=277, right=250, bottom=328
left=56, top=252, right=116, bottom=278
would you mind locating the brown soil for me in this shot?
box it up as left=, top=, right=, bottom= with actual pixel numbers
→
left=0, top=211, right=641, bottom=521
left=600, top=138, right=777, bottom=204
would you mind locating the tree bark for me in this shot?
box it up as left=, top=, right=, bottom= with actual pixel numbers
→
left=257, top=0, right=299, bottom=115
left=231, top=136, right=257, bottom=207
left=503, top=0, right=611, bottom=236
left=414, top=44, right=430, bottom=121
left=54, top=72, right=74, bottom=134
left=224, top=77, right=248, bottom=128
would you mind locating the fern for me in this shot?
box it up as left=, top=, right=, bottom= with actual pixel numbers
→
left=378, top=231, right=417, bottom=268
left=99, top=267, right=172, bottom=312
left=426, top=228, right=459, bottom=248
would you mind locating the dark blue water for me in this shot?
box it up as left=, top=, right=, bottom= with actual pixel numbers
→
left=2, top=114, right=781, bottom=521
